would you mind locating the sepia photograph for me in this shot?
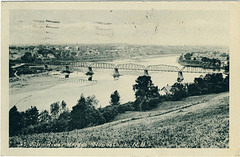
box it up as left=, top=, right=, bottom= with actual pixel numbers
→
left=1, top=1, right=240, bottom=156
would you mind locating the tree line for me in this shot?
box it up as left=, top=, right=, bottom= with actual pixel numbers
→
left=9, top=91, right=131, bottom=136
left=9, top=73, right=229, bottom=137
left=179, top=52, right=228, bottom=69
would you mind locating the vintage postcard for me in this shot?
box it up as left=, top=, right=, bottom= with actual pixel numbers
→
left=1, top=1, right=240, bottom=156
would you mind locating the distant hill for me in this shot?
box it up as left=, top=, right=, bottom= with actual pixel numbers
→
left=9, top=44, right=229, bottom=62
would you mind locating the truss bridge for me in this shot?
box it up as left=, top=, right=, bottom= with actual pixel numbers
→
left=71, top=62, right=220, bottom=73
left=69, top=61, right=222, bottom=82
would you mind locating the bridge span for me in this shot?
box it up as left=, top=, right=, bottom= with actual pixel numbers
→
left=70, top=61, right=220, bottom=73
left=69, top=61, right=222, bottom=82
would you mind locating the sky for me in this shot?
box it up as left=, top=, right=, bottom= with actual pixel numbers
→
left=9, top=10, right=229, bottom=46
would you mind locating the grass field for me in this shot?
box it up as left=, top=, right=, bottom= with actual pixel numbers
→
left=9, top=93, right=229, bottom=148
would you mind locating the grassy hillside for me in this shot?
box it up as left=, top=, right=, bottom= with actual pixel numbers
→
left=9, top=93, right=229, bottom=148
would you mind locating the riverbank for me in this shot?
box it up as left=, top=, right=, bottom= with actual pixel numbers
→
left=10, top=72, right=65, bottom=95
left=9, top=92, right=229, bottom=148
left=178, top=59, right=222, bottom=69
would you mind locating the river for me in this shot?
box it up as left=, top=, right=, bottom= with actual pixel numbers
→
left=10, top=55, right=206, bottom=112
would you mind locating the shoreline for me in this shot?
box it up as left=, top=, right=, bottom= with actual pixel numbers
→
left=177, top=59, right=223, bottom=69
left=10, top=72, right=65, bottom=95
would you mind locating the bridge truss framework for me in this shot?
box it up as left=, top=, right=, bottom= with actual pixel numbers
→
left=70, top=61, right=221, bottom=74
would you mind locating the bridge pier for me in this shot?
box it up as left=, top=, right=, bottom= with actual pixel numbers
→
left=88, top=76, right=93, bottom=81
left=86, top=66, right=94, bottom=76
left=144, top=69, right=149, bottom=76
left=177, top=71, right=184, bottom=82
left=113, top=68, right=120, bottom=78
left=66, top=65, right=69, bottom=71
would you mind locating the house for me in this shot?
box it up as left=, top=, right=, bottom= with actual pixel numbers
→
left=37, top=54, right=44, bottom=60
left=160, top=84, right=172, bottom=95
left=75, top=46, right=80, bottom=51
left=47, top=54, right=55, bottom=59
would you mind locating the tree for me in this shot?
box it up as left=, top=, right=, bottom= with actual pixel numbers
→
left=24, top=106, right=39, bottom=126
left=204, top=73, right=224, bottom=93
left=39, top=110, right=51, bottom=123
left=184, top=53, right=192, bottom=60
left=9, top=106, right=24, bottom=136
left=133, top=76, right=160, bottom=110
left=187, top=73, right=228, bottom=96
left=110, top=90, right=120, bottom=106
left=70, top=94, right=105, bottom=130
left=86, top=95, right=99, bottom=108
left=21, top=52, right=35, bottom=63
left=50, top=102, right=60, bottom=119
left=71, top=51, right=77, bottom=56
left=60, top=100, right=67, bottom=113
left=187, top=83, right=201, bottom=96
left=57, top=109, right=71, bottom=132
left=38, top=48, right=48, bottom=57
left=194, top=77, right=207, bottom=94
left=59, top=110, right=71, bottom=121
left=133, top=76, right=160, bottom=101
left=100, top=106, right=118, bottom=122
left=170, top=83, right=188, bottom=101
left=201, top=57, right=209, bottom=62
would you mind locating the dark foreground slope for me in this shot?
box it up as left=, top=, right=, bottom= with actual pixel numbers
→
left=9, top=93, right=229, bottom=148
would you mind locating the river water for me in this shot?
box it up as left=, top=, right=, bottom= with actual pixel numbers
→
left=10, top=55, right=206, bottom=111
